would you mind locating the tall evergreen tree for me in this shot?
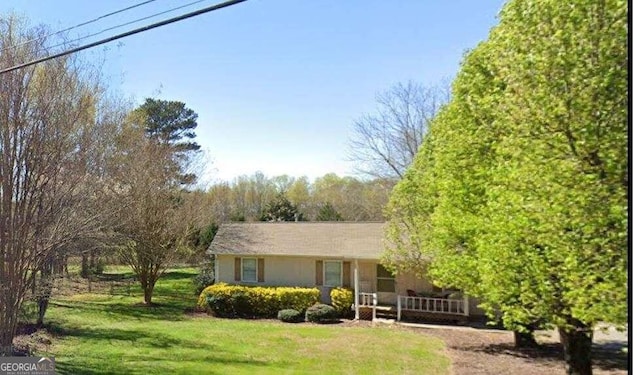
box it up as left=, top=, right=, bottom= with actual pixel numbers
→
left=133, top=98, right=201, bottom=184
left=260, top=194, right=302, bottom=222
left=316, top=202, right=344, bottom=221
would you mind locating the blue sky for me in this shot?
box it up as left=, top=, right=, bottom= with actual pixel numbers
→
left=1, top=0, right=505, bottom=184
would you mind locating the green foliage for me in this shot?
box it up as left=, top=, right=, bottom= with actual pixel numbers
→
left=18, top=300, right=38, bottom=325
left=192, top=265, right=215, bottom=295
left=277, top=309, right=304, bottom=323
left=198, top=221, right=218, bottom=250
left=305, top=303, right=339, bottom=324
left=132, top=98, right=201, bottom=185
left=316, top=202, right=344, bottom=221
left=198, top=284, right=320, bottom=318
left=206, top=172, right=392, bottom=222
left=135, top=98, right=200, bottom=152
left=330, top=288, right=354, bottom=317
left=260, top=193, right=302, bottom=222
left=185, top=220, right=218, bottom=254
left=385, top=0, right=627, bottom=343
left=88, top=258, right=106, bottom=275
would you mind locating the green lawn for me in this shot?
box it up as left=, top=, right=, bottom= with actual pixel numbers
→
left=41, top=268, right=449, bottom=374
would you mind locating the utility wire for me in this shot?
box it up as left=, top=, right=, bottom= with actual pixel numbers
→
left=0, top=0, right=247, bottom=75
left=44, top=0, right=211, bottom=53
left=0, top=0, right=159, bottom=54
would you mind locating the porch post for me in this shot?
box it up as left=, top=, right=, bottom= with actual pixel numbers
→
left=354, top=259, right=359, bottom=320
left=372, top=292, right=377, bottom=320
left=397, top=295, right=401, bottom=321
left=463, top=295, right=469, bottom=316
left=214, top=254, right=219, bottom=284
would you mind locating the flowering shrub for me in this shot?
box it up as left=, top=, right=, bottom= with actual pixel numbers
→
left=198, top=283, right=320, bottom=318
left=330, top=287, right=354, bottom=317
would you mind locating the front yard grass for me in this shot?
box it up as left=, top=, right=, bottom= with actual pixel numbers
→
left=39, top=267, right=449, bottom=374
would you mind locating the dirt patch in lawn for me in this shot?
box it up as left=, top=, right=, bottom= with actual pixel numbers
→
left=417, top=327, right=627, bottom=375
left=12, top=324, right=55, bottom=356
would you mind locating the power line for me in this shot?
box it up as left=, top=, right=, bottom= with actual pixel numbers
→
left=0, top=0, right=159, bottom=54
left=0, top=0, right=247, bottom=75
left=44, top=0, right=212, bottom=53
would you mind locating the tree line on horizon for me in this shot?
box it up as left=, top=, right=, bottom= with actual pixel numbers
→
left=202, top=172, right=395, bottom=223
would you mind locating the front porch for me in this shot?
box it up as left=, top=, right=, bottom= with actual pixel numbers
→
left=355, top=292, right=470, bottom=322
left=352, top=259, right=472, bottom=323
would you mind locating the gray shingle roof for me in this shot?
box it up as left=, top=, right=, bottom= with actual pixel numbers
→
left=208, top=222, right=386, bottom=260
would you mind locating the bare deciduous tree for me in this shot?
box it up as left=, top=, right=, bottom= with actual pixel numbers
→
left=348, top=80, right=450, bottom=179
left=0, top=15, right=112, bottom=354
left=110, top=120, right=203, bottom=305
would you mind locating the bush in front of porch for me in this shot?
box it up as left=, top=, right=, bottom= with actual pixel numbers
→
left=330, top=287, right=354, bottom=318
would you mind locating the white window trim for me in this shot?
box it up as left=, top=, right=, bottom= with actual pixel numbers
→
left=376, top=264, right=395, bottom=293
left=241, top=257, right=258, bottom=283
left=323, top=260, right=343, bottom=287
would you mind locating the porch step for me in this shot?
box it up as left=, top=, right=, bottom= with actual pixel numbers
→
left=373, top=305, right=397, bottom=320
left=375, top=310, right=397, bottom=319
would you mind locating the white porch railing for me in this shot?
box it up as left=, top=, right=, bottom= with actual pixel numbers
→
left=358, top=292, right=377, bottom=307
left=397, top=295, right=469, bottom=321
left=354, top=292, right=377, bottom=320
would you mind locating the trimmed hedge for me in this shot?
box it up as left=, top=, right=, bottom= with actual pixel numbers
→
left=198, top=283, right=320, bottom=318
left=330, top=287, right=354, bottom=317
left=277, top=309, right=304, bottom=323
left=305, top=303, right=339, bottom=323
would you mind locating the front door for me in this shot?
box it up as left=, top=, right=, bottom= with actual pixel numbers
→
left=376, top=264, right=396, bottom=305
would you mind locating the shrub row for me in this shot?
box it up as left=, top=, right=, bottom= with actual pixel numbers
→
left=198, top=283, right=320, bottom=318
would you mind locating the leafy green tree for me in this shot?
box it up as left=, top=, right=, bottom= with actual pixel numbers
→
left=287, top=176, right=311, bottom=213
left=316, top=202, right=344, bottom=221
left=260, top=194, right=302, bottom=222
left=385, top=0, right=627, bottom=373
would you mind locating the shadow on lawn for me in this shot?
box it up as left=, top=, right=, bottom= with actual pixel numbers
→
left=46, top=322, right=272, bottom=375
left=55, top=357, right=270, bottom=375
left=50, top=299, right=188, bottom=322
left=455, top=341, right=628, bottom=372
left=51, top=269, right=199, bottom=322
left=46, top=323, right=184, bottom=348
left=156, top=270, right=197, bottom=281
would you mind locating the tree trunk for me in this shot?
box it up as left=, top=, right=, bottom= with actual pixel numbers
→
left=513, top=322, right=539, bottom=348
left=31, top=272, right=37, bottom=295
left=81, top=252, right=89, bottom=278
left=143, top=286, right=154, bottom=305
left=36, top=263, right=53, bottom=327
left=37, top=298, right=50, bottom=327
left=89, top=250, right=95, bottom=272
left=0, top=329, right=15, bottom=356
left=0, top=303, right=18, bottom=356
left=63, top=254, right=69, bottom=276
left=514, top=330, right=538, bottom=348
left=558, top=322, right=593, bottom=375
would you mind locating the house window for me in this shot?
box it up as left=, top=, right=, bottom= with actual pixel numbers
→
left=376, top=264, right=395, bottom=293
left=242, top=258, right=257, bottom=282
left=324, top=260, right=342, bottom=287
